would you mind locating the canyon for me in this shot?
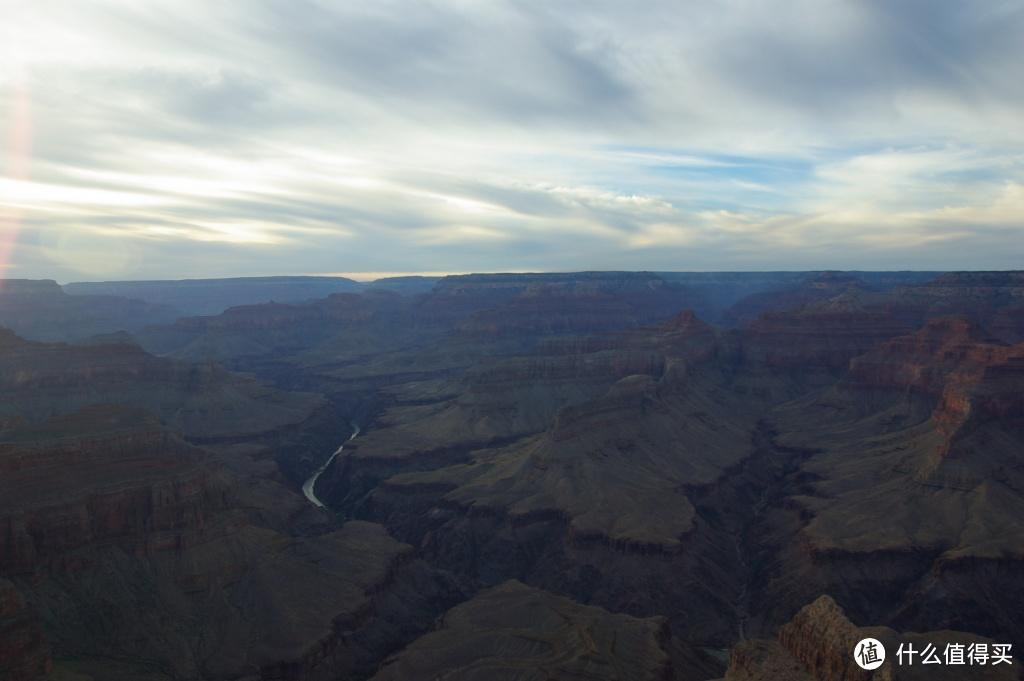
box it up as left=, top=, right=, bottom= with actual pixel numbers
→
left=1, top=271, right=1022, bottom=680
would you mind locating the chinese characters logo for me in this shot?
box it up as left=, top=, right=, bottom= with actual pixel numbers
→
left=855, top=638, right=886, bottom=670
left=854, top=638, right=1014, bottom=670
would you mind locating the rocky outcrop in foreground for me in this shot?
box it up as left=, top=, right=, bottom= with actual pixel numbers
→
left=722, top=595, right=1019, bottom=681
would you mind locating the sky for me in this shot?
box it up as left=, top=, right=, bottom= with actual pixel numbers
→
left=1, top=0, right=1023, bottom=282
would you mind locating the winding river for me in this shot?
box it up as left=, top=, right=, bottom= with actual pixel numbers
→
left=302, top=425, right=360, bottom=508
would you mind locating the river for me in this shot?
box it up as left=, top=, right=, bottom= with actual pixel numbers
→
left=302, top=425, right=360, bottom=508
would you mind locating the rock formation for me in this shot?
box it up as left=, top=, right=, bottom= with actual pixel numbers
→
left=762, top=318, right=1024, bottom=646
left=721, top=595, right=1018, bottom=681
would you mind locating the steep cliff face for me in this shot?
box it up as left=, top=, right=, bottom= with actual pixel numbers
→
left=762, top=319, right=1024, bottom=645
left=0, top=406, right=225, bottom=576
left=736, top=270, right=1024, bottom=375
left=844, top=318, right=1018, bottom=393
left=0, top=580, right=51, bottom=681
left=740, top=302, right=920, bottom=373
left=796, top=317, right=1024, bottom=484
left=722, top=272, right=873, bottom=328
left=873, top=271, right=1024, bottom=343
left=842, top=318, right=1024, bottom=455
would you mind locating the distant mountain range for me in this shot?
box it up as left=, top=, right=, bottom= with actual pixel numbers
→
left=62, top=274, right=443, bottom=317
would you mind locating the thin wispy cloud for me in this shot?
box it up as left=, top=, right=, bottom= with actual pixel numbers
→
left=1, top=0, right=1022, bottom=280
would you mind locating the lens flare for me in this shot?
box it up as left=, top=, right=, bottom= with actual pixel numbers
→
left=1, top=75, right=32, bottom=288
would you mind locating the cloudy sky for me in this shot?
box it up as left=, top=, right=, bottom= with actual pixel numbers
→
left=1, top=0, right=1023, bottom=281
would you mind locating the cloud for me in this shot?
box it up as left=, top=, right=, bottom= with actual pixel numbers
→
left=1, top=0, right=1022, bottom=280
